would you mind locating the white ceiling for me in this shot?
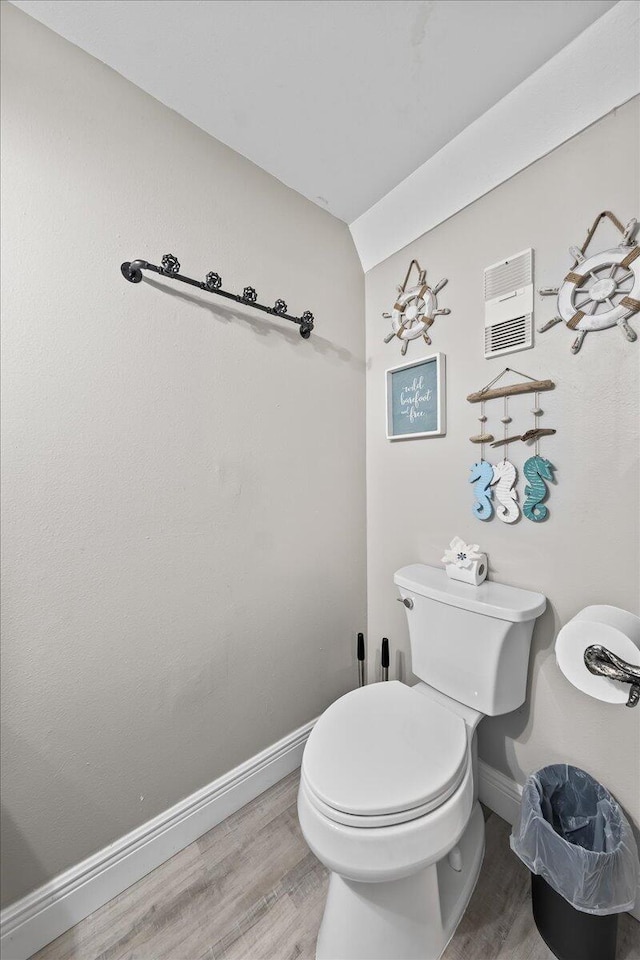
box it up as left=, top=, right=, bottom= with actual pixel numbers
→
left=11, top=0, right=617, bottom=223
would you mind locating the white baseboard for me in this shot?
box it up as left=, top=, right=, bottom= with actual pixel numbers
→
left=478, top=759, right=523, bottom=827
left=478, top=760, right=640, bottom=925
left=0, top=718, right=316, bottom=960
left=3, top=738, right=636, bottom=959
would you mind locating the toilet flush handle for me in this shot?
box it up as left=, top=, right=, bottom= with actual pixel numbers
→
left=397, top=597, right=413, bottom=610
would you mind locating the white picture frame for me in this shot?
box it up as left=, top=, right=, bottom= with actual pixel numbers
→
left=386, top=353, right=446, bottom=440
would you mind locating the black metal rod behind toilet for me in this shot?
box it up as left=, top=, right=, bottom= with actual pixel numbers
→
left=381, top=638, right=390, bottom=681
left=357, top=632, right=366, bottom=687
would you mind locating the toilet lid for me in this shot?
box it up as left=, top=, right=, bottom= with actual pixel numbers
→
left=302, top=682, right=468, bottom=819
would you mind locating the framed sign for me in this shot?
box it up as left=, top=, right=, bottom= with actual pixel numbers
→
left=386, top=353, right=446, bottom=440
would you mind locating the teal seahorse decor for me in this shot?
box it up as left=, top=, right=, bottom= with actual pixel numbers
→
left=469, top=460, right=494, bottom=521
left=523, top=455, right=555, bottom=522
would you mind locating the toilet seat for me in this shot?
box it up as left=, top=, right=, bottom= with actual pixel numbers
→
left=302, top=681, right=468, bottom=828
left=301, top=767, right=468, bottom=827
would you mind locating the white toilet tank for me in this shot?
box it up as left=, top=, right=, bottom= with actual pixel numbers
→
left=394, top=564, right=546, bottom=716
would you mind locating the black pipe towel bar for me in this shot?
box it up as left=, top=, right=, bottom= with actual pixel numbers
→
left=121, top=254, right=315, bottom=338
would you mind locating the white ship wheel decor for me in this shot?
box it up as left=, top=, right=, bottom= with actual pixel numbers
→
left=383, top=259, right=450, bottom=356
left=538, top=210, right=639, bottom=354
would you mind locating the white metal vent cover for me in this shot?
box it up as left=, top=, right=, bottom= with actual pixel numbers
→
left=484, top=249, right=534, bottom=358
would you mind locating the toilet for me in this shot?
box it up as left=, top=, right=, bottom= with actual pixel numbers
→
left=297, top=563, right=546, bottom=960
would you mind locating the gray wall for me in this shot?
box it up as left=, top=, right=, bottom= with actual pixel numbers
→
left=0, top=3, right=365, bottom=907
left=2, top=0, right=639, bottom=917
left=365, top=99, right=639, bottom=831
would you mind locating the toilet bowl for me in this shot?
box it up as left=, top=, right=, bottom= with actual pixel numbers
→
left=298, top=681, right=484, bottom=960
left=298, top=563, right=546, bottom=960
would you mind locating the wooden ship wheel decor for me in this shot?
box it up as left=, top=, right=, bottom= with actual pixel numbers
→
left=538, top=211, right=639, bottom=354
left=383, top=259, right=450, bottom=356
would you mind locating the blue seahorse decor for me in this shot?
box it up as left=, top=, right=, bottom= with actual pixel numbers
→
left=469, top=460, right=494, bottom=520
left=523, top=455, right=555, bottom=522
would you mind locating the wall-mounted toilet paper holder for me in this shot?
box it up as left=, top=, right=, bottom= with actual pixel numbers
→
left=555, top=605, right=640, bottom=708
left=584, top=645, right=640, bottom=707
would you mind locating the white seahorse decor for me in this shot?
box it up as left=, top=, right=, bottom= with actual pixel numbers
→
left=491, top=459, right=520, bottom=524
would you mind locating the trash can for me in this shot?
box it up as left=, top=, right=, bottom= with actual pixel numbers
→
left=510, top=764, right=639, bottom=960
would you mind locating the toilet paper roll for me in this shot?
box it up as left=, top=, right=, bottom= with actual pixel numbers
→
left=445, top=554, right=488, bottom=586
left=573, top=605, right=640, bottom=644
left=555, top=606, right=640, bottom=704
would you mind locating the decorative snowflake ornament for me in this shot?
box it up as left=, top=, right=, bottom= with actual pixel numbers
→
left=441, top=537, right=482, bottom=569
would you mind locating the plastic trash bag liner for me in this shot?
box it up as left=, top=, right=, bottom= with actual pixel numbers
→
left=510, top=764, right=639, bottom=915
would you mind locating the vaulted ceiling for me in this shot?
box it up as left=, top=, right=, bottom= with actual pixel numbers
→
left=11, top=0, right=617, bottom=222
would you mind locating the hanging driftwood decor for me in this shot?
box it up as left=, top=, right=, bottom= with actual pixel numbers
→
left=467, top=367, right=557, bottom=523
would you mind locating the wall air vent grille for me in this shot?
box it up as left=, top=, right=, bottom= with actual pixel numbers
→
left=484, top=252, right=532, bottom=300
left=484, top=249, right=534, bottom=358
left=484, top=314, right=532, bottom=357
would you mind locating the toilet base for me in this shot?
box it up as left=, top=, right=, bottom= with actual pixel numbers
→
left=316, top=801, right=485, bottom=960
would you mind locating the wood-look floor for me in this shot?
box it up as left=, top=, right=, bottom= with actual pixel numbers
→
left=32, top=771, right=640, bottom=960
